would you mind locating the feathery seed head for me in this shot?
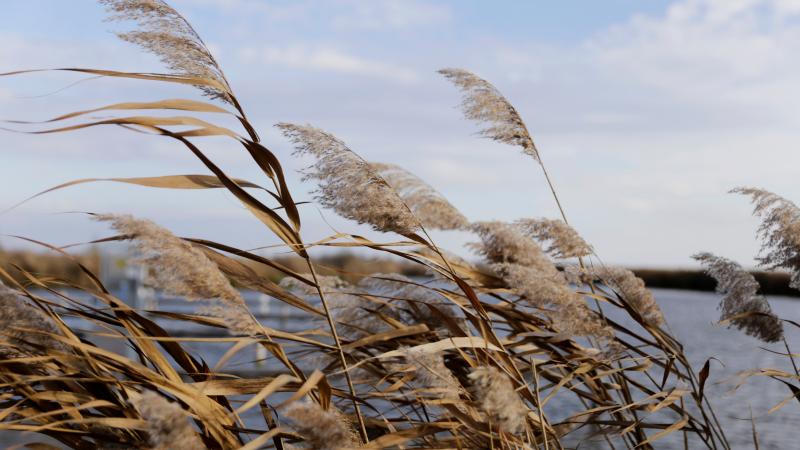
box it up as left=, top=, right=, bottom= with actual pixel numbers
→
left=516, top=218, right=592, bottom=259
left=469, top=221, right=549, bottom=267
left=399, top=347, right=460, bottom=399
left=592, top=266, right=664, bottom=326
left=277, top=123, right=420, bottom=235
left=468, top=366, right=528, bottom=434
left=284, top=402, right=358, bottom=450
left=96, top=214, right=261, bottom=335
left=131, top=391, right=203, bottom=450
left=732, top=187, right=800, bottom=290
left=439, top=68, right=539, bottom=162
left=371, top=162, right=469, bottom=230
left=99, top=0, right=232, bottom=103
left=0, top=282, right=67, bottom=358
left=693, top=252, right=783, bottom=343
left=470, top=222, right=614, bottom=341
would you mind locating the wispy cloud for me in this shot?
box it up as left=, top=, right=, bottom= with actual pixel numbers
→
left=239, top=45, right=418, bottom=82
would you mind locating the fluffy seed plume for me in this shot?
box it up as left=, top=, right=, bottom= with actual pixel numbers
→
left=399, top=347, right=460, bottom=399
left=284, top=402, right=358, bottom=450
left=371, top=162, right=469, bottom=230
left=0, top=282, right=67, bottom=358
left=471, top=222, right=613, bottom=340
left=732, top=187, right=800, bottom=290
left=516, top=218, right=592, bottom=259
left=592, top=266, right=664, bottom=326
left=469, top=221, right=550, bottom=267
left=99, top=0, right=232, bottom=103
left=693, top=252, right=783, bottom=343
left=131, top=391, right=203, bottom=450
left=439, top=68, right=538, bottom=162
left=468, top=366, right=528, bottom=434
left=96, top=214, right=259, bottom=335
left=277, top=123, right=420, bottom=235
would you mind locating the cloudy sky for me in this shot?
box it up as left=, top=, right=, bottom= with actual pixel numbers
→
left=2, top=0, right=800, bottom=267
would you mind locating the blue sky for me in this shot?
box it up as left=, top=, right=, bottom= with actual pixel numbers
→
left=2, top=0, right=800, bottom=267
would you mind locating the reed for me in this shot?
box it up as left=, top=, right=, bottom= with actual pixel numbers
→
left=6, top=1, right=798, bottom=449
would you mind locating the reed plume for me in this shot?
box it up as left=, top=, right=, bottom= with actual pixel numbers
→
left=131, top=390, right=204, bottom=450
left=0, top=282, right=67, bottom=358
left=99, top=0, right=232, bottom=103
left=370, top=163, right=469, bottom=231
left=439, top=68, right=538, bottom=162
left=95, top=214, right=260, bottom=335
left=693, top=252, right=783, bottom=343
left=471, top=221, right=613, bottom=340
left=592, top=266, right=665, bottom=326
left=399, top=347, right=460, bottom=399
left=468, top=366, right=528, bottom=435
left=277, top=123, right=420, bottom=235
left=516, top=218, right=592, bottom=259
left=284, top=402, right=358, bottom=450
left=732, top=187, right=800, bottom=290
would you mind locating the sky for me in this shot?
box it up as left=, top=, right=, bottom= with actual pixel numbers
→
left=2, top=0, right=800, bottom=268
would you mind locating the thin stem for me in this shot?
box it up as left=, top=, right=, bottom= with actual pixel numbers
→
left=305, top=259, right=369, bottom=443
left=783, top=337, right=799, bottom=377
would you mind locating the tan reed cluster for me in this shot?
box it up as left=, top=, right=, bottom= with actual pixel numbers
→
left=732, top=187, right=800, bottom=290
left=277, top=123, right=420, bottom=235
left=131, top=390, right=204, bottom=450
left=693, top=252, right=783, bottom=343
left=99, top=0, right=232, bottom=102
left=516, top=218, right=593, bottom=259
left=0, top=1, right=743, bottom=447
left=471, top=221, right=613, bottom=341
left=284, top=402, right=359, bottom=450
left=468, top=366, right=529, bottom=435
left=439, top=68, right=539, bottom=162
left=371, top=162, right=469, bottom=231
left=399, top=346, right=460, bottom=400
left=0, top=281, right=66, bottom=358
left=96, top=214, right=260, bottom=335
left=592, top=266, right=665, bottom=326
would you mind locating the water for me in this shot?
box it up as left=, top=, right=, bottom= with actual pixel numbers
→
left=2, top=288, right=799, bottom=448
left=641, top=289, right=800, bottom=449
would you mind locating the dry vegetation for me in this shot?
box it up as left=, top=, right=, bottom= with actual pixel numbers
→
left=0, top=1, right=798, bottom=449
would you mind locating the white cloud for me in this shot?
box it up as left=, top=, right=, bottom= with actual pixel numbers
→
left=239, top=45, right=418, bottom=82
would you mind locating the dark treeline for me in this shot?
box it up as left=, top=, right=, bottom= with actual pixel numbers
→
left=632, top=268, right=799, bottom=297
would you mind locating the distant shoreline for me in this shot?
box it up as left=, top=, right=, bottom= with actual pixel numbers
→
left=631, top=268, right=799, bottom=297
